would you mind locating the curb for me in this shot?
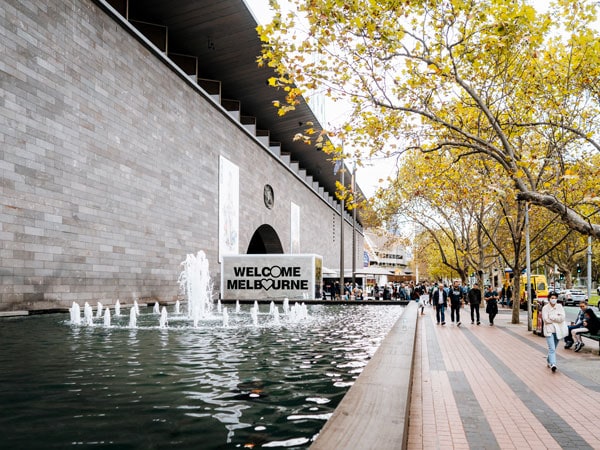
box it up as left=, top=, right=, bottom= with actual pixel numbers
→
left=310, top=302, right=418, bottom=449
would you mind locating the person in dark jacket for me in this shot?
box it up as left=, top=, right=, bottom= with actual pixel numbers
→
left=467, top=283, right=482, bottom=325
left=448, top=280, right=465, bottom=326
left=485, top=285, right=499, bottom=326
left=572, top=308, right=600, bottom=352
left=431, top=283, right=448, bottom=325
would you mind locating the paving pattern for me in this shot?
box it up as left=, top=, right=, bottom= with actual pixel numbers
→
left=408, top=306, right=600, bottom=449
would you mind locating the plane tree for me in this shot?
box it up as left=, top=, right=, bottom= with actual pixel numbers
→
left=258, top=0, right=600, bottom=237
left=370, top=140, right=582, bottom=322
left=370, top=149, right=498, bottom=286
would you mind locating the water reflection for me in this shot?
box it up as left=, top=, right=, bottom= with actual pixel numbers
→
left=0, top=304, right=403, bottom=449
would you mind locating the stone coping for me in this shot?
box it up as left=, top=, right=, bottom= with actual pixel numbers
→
left=0, top=311, right=29, bottom=317
left=310, top=301, right=418, bottom=450
left=221, top=299, right=409, bottom=306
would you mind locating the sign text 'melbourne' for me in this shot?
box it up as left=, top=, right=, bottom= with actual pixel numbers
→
left=226, top=278, right=308, bottom=290
left=232, top=265, right=301, bottom=278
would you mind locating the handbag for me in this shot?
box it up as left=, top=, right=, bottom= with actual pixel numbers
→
left=554, top=320, right=569, bottom=340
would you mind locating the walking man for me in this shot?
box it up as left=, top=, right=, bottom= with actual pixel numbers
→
left=468, top=283, right=482, bottom=325
left=485, top=285, right=499, bottom=325
left=432, top=283, right=448, bottom=325
left=448, top=280, right=465, bottom=326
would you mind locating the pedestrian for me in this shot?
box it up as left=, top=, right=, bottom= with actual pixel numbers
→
left=564, top=301, right=587, bottom=349
left=411, top=288, right=420, bottom=302
left=383, top=284, right=390, bottom=300
left=334, top=281, right=341, bottom=300
left=529, top=284, right=537, bottom=303
left=398, top=283, right=408, bottom=301
left=467, top=283, right=482, bottom=325
left=424, top=283, right=431, bottom=305
left=431, top=282, right=448, bottom=325
left=505, top=285, right=513, bottom=307
left=448, top=280, right=464, bottom=326
left=485, top=285, right=499, bottom=325
left=541, top=292, right=568, bottom=372
left=418, top=293, right=428, bottom=315
left=571, top=307, right=600, bottom=352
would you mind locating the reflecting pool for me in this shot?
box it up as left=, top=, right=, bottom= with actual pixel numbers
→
left=0, top=304, right=403, bottom=449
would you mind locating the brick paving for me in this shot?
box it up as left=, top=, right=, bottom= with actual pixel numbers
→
left=408, top=305, right=600, bottom=449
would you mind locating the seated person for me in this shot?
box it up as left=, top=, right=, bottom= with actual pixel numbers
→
left=564, top=301, right=587, bottom=349
left=572, top=308, right=600, bottom=352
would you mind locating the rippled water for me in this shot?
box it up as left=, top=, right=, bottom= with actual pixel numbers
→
left=0, top=304, right=403, bottom=449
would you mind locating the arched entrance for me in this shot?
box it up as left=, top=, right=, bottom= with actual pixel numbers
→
left=247, top=224, right=284, bottom=254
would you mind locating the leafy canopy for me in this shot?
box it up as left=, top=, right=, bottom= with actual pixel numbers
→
left=258, top=0, right=600, bottom=237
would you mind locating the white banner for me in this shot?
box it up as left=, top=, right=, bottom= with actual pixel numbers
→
left=219, top=156, right=239, bottom=261
left=290, top=201, right=300, bottom=253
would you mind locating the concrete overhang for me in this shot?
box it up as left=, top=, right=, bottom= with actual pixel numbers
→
left=94, top=0, right=365, bottom=226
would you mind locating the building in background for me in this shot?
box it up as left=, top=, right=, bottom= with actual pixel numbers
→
left=0, top=0, right=364, bottom=311
left=356, top=229, right=412, bottom=293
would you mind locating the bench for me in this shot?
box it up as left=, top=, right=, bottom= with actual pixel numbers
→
left=580, top=332, right=600, bottom=353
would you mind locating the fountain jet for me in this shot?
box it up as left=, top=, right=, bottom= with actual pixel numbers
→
left=179, top=251, right=213, bottom=327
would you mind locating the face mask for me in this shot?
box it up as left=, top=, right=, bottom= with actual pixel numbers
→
left=549, top=298, right=557, bottom=305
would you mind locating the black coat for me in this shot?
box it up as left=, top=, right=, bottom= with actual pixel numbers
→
left=584, top=309, right=600, bottom=335
left=468, top=288, right=482, bottom=305
left=486, top=299, right=498, bottom=314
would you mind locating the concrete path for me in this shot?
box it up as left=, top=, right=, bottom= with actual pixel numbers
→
left=408, top=305, right=600, bottom=449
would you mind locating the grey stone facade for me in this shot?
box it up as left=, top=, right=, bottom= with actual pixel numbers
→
left=0, top=0, right=363, bottom=311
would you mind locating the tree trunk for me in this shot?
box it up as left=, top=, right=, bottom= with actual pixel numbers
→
left=511, top=265, right=521, bottom=324
left=565, top=272, right=573, bottom=289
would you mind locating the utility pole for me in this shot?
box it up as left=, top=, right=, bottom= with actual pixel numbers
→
left=587, top=236, right=592, bottom=301
left=339, top=157, right=345, bottom=297
left=525, top=203, right=532, bottom=332
left=351, top=164, right=356, bottom=290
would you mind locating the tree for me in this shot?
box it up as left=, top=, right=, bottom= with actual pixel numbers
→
left=372, top=149, right=497, bottom=283
left=544, top=229, right=588, bottom=289
left=374, top=145, right=533, bottom=321
left=414, top=230, right=459, bottom=282
left=258, top=0, right=600, bottom=237
left=371, top=137, right=591, bottom=322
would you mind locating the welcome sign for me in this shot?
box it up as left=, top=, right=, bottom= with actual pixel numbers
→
left=221, top=254, right=323, bottom=300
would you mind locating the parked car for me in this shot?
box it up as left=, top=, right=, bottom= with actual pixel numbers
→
left=558, top=289, right=588, bottom=306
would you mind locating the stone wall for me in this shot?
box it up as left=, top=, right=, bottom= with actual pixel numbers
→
left=0, top=0, right=362, bottom=311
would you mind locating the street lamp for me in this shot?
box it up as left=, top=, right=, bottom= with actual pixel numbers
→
left=587, top=236, right=592, bottom=300
left=525, top=202, right=532, bottom=332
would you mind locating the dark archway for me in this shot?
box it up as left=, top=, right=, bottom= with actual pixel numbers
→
left=247, top=224, right=284, bottom=254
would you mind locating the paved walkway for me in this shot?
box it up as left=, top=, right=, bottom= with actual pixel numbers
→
left=408, top=305, right=600, bottom=449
